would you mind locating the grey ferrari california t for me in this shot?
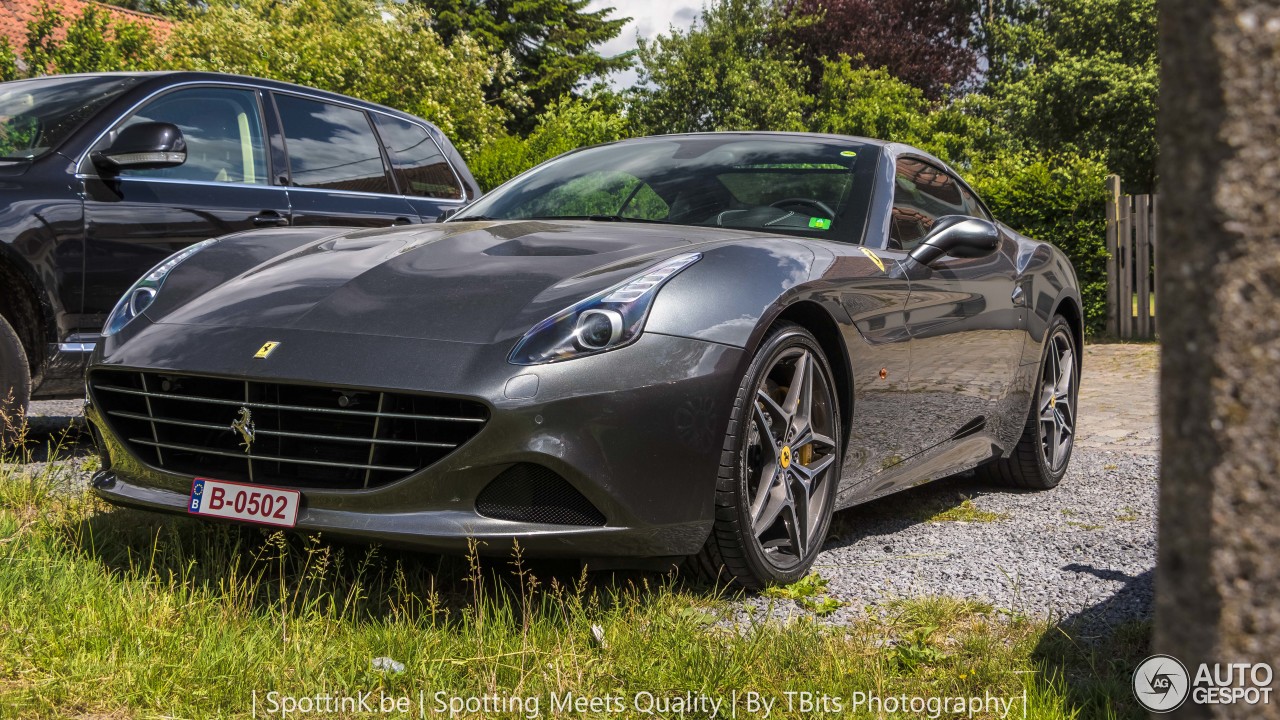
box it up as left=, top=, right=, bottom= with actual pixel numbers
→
left=86, top=132, right=1082, bottom=588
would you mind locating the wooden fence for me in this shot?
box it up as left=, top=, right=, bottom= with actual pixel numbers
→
left=1105, top=175, right=1158, bottom=339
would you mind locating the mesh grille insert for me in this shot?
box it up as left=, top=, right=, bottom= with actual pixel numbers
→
left=476, top=463, right=606, bottom=526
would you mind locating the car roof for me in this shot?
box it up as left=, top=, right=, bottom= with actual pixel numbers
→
left=40, top=70, right=431, bottom=127
left=567, top=131, right=954, bottom=173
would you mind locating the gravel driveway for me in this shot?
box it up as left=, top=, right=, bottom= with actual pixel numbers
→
left=745, top=342, right=1160, bottom=630
left=21, top=343, right=1159, bottom=630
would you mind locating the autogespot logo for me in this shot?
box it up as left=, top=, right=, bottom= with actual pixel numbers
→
left=1134, top=654, right=1190, bottom=713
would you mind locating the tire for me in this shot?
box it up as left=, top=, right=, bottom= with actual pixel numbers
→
left=0, top=313, right=31, bottom=439
left=979, top=314, right=1078, bottom=490
left=688, top=322, right=843, bottom=589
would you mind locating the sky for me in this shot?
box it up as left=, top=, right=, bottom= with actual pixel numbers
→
left=587, top=1, right=703, bottom=88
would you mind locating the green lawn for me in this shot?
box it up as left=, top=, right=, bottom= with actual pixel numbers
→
left=0, top=429, right=1149, bottom=719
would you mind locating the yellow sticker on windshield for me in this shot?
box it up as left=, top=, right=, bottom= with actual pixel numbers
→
left=840, top=150, right=857, bottom=157
left=859, top=246, right=887, bottom=273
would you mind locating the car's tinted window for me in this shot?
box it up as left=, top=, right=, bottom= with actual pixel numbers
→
left=106, top=87, right=268, bottom=184
left=889, top=157, right=972, bottom=251
left=372, top=114, right=462, bottom=200
left=455, top=138, right=869, bottom=241
left=0, top=75, right=142, bottom=161
left=275, top=94, right=391, bottom=194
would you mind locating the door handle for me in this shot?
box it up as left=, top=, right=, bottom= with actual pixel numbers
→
left=252, top=211, right=289, bottom=227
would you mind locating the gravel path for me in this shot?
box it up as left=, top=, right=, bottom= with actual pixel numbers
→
left=734, top=447, right=1157, bottom=631
left=22, top=344, right=1159, bottom=631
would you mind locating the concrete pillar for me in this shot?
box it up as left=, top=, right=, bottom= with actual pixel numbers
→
left=1155, top=0, right=1280, bottom=717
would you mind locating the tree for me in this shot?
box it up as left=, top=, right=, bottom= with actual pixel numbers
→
left=630, top=0, right=809, bottom=135
left=0, top=39, right=19, bottom=82
left=468, top=92, right=629, bottom=191
left=811, top=59, right=999, bottom=165
left=978, top=0, right=1158, bottom=190
left=9, top=2, right=159, bottom=77
left=162, top=0, right=513, bottom=155
left=98, top=0, right=201, bottom=20
left=424, top=0, right=631, bottom=131
left=780, top=0, right=978, bottom=100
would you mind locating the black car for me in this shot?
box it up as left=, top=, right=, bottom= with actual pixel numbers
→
left=0, top=71, right=478, bottom=418
left=85, top=133, right=1082, bottom=588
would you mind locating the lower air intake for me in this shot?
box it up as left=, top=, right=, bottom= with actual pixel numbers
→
left=476, top=463, right=606, bottom=527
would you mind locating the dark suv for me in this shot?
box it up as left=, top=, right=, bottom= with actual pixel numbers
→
left=0, top=72, right=480, bottom=418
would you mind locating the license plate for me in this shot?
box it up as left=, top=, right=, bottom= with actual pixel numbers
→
left=188, top=477, right=300, bottom=528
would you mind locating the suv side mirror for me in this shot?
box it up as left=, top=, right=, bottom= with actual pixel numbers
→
left=908, top=215, right=1000, bottom=266
left=92, top=122, right=187, bottom=172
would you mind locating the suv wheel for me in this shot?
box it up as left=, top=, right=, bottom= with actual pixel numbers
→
left=0, top=314, right=31, bottom=440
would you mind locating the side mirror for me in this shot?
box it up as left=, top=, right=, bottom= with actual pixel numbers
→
left=437, top=207, right=460, bottom=223
left=92, top=122, right=186, bottom=172
left=908, top=215, right=1000, bottom=266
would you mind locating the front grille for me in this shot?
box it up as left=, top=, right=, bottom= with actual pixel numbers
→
left=90, top=369, right=488, bottom=489
left=476, top=463, right=606, bottom=526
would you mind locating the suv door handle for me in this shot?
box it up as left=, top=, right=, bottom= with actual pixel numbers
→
left=252, top=211, right=290, bottom=227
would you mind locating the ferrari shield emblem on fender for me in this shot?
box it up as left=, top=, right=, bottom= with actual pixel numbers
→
left=858, top=246, right=887, bottom=274
left=254, top=341, right=280, bottom=359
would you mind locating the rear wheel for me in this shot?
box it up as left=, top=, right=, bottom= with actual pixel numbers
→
left=0, top=314, right=31, bottom=441
left=689, top=323, right=842, bottom=589
left=979, top=315, right=1077, bottom=489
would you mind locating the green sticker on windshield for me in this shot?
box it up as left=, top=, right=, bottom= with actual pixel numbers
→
left=809, top=217, right=832, bottom=230
left=840, top=150, right=857, bottom=157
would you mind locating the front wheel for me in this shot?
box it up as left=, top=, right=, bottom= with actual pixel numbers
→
left=689, top=322, right=842, bottom=589
left=979, top=315, right=1078, bottom=489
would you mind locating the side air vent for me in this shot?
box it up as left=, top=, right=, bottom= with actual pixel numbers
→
left=476, top=463, right=606, bottom=527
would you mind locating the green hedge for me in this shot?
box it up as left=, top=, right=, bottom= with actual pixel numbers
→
left=965, top=152, right=1111, bottom=335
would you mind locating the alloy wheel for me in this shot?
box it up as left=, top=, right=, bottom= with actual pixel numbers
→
left=1038, top=329, right=1076, bottom=472
left=743, top=347, right=838, bottom=570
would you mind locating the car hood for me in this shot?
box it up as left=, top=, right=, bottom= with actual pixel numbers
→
left=149, top=220, right=714, bottom=344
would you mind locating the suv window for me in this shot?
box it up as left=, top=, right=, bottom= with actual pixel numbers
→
left=1, top=75, right=143, bottom=161
left=889, top=157, right=972, bottom=251
left=106, top=86, right=268, bottom=184
left=372, top=114, right=463, bottom=200
left=275, top=94, right=391, bottom=194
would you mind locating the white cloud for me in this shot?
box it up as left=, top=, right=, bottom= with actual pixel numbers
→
left=589, top=1, right=704, bottom=89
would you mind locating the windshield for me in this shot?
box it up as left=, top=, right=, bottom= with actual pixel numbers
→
left=455, top=136, right=874, bottom=241
left=0, top=75, right=143, bottom=161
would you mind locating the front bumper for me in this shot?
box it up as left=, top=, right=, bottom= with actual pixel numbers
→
left=87, top=326, right=746, bottom=557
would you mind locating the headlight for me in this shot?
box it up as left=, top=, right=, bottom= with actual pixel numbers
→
left=102, top=238, right=218, bottom=336
left=509, top=252, right=701, bottom=365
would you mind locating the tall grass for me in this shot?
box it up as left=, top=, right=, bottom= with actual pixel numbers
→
left=0, top=410, right=1148, bottom=718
